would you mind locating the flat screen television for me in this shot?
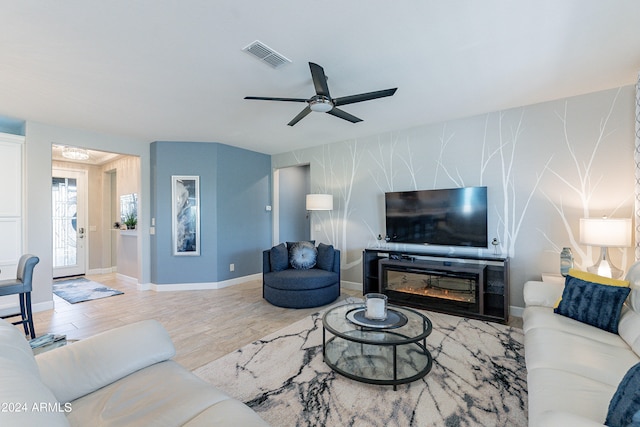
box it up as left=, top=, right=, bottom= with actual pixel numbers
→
left=385, top=186, right=488, bottom=247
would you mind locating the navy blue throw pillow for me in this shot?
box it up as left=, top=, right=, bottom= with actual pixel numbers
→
left=289, top=241, right=317, bottom=270
left=605, top=362, right=640, bottom=427
left=554, top=275, right=630, bottom=334
left=269, top=243, right=289, bottom=272
left=316, top=243, right=335, bottom=271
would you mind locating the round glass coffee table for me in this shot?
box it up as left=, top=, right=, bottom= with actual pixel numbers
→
left=322, top=303, right=433, bottom=390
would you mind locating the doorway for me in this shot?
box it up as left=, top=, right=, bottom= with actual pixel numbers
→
left=51, top=144, right=140, bottom=280
left=274, top=164, right=310, bottom=244
left=52, top=169, right=87, bottom=278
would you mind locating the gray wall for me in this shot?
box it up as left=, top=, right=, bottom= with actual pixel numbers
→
left=273, top=85, right=636, bottom=309
left=150, top=141, right=271, bottom=284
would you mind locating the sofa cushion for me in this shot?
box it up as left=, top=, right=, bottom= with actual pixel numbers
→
left=523, top=306, right=630, bottom=348
left=527, top=368, right=616, bottom=427
left=316, top=243, right=335, bottom=271
left=263, top=268, right=337, bottom=291
left=524, top=280, right=565, bottom=308
left=66, top=360, right=263, bottom=427
left=606, top=362, right=640, bottom=427
left=269, top=243, right=289, bottom=272
left=0, top=320, right=70, bottom=426
left=554, top=274, right=630, bottom=334
left=619, top=306, right=640, bottom=354
left=37, top=319, right=175, bottom=403
left=623, top=262, right=640, bottom=312
left=0, top=357, right=71, bottom=427
left=524, top=326, right=639, bottom=387
left=0, top=318, right=40, bottom=378
left=184, top=398, right=271, bottom=426
left=288, top=241, right=317, bottom=269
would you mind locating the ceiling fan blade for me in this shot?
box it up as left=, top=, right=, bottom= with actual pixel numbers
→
left=288, top=106, right=312, bottom=126
left=327, top=107, right=362, bottom=123
left=309, top=62, right=331, bottom=98
left=333, top=88, right=397, bottom=107
left=245, top=96, right=308, bottom=102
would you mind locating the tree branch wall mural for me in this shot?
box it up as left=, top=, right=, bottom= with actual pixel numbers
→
left=272, top=85, right=635, bottom=308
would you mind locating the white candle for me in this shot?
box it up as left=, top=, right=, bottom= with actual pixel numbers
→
left=366, top=298, right=386, bottom=319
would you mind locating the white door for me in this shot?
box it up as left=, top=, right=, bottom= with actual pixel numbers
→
left=52, top=169, right=87, bottom=278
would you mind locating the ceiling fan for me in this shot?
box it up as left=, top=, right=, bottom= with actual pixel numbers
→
left=245, top=62, right=397, bottom=126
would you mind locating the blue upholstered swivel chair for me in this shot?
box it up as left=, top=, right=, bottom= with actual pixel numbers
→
left=0, top=254, right=39, bottom=338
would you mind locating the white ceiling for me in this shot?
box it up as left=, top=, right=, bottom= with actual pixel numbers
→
left=1, top=1, right=639, bottom=155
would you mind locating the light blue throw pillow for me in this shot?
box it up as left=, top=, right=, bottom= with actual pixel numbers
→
left=288, top=241, right=317, bottom=270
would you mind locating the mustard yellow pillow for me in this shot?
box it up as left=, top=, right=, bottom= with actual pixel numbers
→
left=567, top=269, right=630, bottom=288
left=554, top=269, right=629, bottom=308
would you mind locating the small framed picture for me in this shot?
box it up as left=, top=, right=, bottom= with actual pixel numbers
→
left=171, top=176, right=200, bottom=256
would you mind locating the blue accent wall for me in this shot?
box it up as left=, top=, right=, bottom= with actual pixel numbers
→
left=0, top=116, right=25, bottom=135
left=150, top=141, right=271, bottom=285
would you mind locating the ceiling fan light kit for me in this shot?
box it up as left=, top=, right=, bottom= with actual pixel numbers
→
left=309, top=96, right=333, bottom=113
left=245, top=62, right=397, bottom=126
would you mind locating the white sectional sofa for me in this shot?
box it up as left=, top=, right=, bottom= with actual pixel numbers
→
left=523, top=267, right=640, bottom=426
left=0, top=318, right=269, bottom=426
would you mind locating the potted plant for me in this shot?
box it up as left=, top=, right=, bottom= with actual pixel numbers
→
left=123, top=213, right=137, bottom=230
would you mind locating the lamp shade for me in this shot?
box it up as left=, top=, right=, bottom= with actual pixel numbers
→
left=306, top=194, right=333, bottom=211
left=579, top=217, right=631, bottom=247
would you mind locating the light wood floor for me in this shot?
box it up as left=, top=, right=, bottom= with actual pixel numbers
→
left=31, top=274, right=360, bottom=371
left=28, top=273, right=521, bottom=371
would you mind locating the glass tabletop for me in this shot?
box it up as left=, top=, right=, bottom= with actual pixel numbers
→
left=323, top=303, right=432, bottom=345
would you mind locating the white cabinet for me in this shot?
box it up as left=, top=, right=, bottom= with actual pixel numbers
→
left=0, top=133, right=23, bottom=314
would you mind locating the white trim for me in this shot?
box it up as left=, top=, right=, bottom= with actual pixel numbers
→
left=33, top=300, right=54, bottom=314
left=143, top=273, right=262, bottom=292
left=341, top=280, right=361, bottom=292
left=510, top=305, right=524, bottom=318
left=87, top=267, right=117, bottom=275
left=0, top=299, right=54, bottom=317
left=272, top=168, right=280, bottom=246
left=116, top=272, right=138, bottom=285
left=0, top=132, right=25, bottom=145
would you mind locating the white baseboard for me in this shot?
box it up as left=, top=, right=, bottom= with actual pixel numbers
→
left=115, top=273, right=138, bottom=286
left=87, top=267, right=117, bottom=275
left=0, top=300, right=54, bottom=318
left=341, top=280, right=361, bottom=292
left=510, top=305, right=524, bottom=318
left=143, top=273, right=262, bottom=292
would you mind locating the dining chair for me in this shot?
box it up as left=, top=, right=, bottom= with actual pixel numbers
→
left=0, top=254, right=40, bottom=339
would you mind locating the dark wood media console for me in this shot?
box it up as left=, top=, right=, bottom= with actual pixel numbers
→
left=363, top=249, right=510, bottom=323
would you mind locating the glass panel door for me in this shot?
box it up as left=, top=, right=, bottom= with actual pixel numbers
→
left=52, top=170, right=86, bottom=278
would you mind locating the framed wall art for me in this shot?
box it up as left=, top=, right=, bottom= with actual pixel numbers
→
left=171, top=175, right=200, bottom=256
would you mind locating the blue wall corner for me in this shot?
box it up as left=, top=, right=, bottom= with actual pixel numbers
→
left=150, top=141, right=271, bottom=285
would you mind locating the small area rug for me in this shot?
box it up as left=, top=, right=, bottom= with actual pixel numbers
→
left=194, top=301, right=527, bottom=427
left=53, top=277, right=123, bottom=304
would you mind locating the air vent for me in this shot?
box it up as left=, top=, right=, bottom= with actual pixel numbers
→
left=243, top=40, right=291, bottom=69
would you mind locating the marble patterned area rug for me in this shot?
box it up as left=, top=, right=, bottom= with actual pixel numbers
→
left=52, top=277, right=123, bottom=304
left=194, top=302, right=527, bottom=427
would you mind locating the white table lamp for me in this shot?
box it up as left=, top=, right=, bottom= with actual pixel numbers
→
left=579, top=217, right=631, bottom=278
